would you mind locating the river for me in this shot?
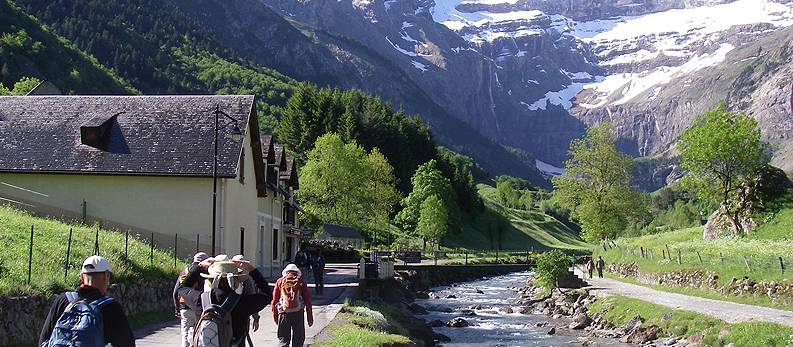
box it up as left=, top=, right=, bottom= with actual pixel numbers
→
left=414, top=271, right=624, bottom=346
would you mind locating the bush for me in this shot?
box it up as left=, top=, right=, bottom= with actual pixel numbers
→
left=302, top=239, right=364, bottom=263
left=535, top=250, right=573, bottom=289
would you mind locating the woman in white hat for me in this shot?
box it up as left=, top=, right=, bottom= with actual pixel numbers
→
left=271, top=263, right=313, bottom=347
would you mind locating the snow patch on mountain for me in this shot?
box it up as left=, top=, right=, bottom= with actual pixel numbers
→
left=535, top=159, right=564, bottom=176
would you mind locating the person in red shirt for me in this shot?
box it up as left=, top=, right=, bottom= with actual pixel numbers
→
left=271, top=263, right=313, bottom=347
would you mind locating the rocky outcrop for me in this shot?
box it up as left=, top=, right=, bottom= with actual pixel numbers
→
left=0, top=279, right=175, bottom=346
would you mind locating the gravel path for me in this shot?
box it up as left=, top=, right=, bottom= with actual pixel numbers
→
left=135, top=264, right=359, bottom=346
left=574, top=268, right=793, bottom=327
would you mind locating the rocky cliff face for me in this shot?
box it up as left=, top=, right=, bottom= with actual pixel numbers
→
left=179, top=0, right=793, bottom=184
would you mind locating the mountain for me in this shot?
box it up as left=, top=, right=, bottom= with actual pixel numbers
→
left=14, top=0, right=549, bottom=186
left=0, top=0, right=135, bottom=94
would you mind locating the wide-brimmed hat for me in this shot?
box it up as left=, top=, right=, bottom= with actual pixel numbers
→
left=201, top=261, right=248, bottom=279
left=282, top=263, right=301, bottom=278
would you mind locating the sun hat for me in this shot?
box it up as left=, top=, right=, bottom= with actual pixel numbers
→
left=81, top=255, right=112, bottom=274
left=282, top=263, right=302, bottom=278
left=200, top=261, right=248, bottom=279
left=193, top=252, right=209, bottom=263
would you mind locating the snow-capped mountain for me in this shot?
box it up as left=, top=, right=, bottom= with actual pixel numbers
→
left=180, top=0, right=793, bottom=187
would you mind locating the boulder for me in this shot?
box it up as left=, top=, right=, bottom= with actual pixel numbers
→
left=446, top=294, right=457, bottom=299
left=428, top=319, right=445, bottom=327
left=547, top=327, right=556, bottom=335
left=660, top=337, right=677, bottom=346
left=428, top=292, right=440, bottom=299
left=687, top=332, right=704, bottom=345
left=661, top=312, right=673, bottom=321
left=415, top=291, right=430, bottom=299
left=474, top=288, right=484, bottom=294
left=499, top=307, right=514, bottom=314
left=534, top=321, right=548, bottom=327
left=446, top=317, right=469, bottom=328
left=568, top=312, right=592, bottom=329
left=469, top=304, right=483, bottom=310
left=619, top=325, right=660, bottom=344
left=517, top=306, right=532, bottom=314
left=460, top=309, right=477, bottom=316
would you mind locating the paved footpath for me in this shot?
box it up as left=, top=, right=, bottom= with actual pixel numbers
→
left=135, top=264, right=359, bottom=346
left=574, top=268, right=793, bottom=327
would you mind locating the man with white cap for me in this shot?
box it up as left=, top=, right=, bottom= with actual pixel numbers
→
left=173, top=252, right=210, bottom=347
left=38, top=255, right=135, bottom=347
left=271, top=263, right=313, bottom=347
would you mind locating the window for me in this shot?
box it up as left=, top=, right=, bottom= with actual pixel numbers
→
left=272, top=229, right=278, bottom=260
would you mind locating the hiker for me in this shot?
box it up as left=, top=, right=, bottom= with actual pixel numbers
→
left=38, top=255, right=135, bottom=347
left=173, top=252, right=209, bottom=347
left=586, top=257, right=595, bottom=279
left=232, top=254, right=262, bottom=343
left=178, top=255, right=272, bottom=347
left=272, top=263, right=314, bottom=347
left=294, top=249, right=311, bottom=283
left=312, top=251, right=326, bottom=295
left=596, top=256, right=605, bottom=278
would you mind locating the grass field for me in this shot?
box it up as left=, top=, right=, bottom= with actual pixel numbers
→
left=441, top=184, right=590, bottom=252
left=0, top=204, right=184, bottom=296
left=595, top=225, right=792, bottom=284
left=589, top=296, right=793, bottom=346
left=314, top=300, right=413, bottom=347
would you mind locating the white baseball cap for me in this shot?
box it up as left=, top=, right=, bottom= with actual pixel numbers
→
left=81, top=255, right=112, bottom=274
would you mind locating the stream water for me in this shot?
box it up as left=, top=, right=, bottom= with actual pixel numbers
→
left=414, top=271, right=623, bottom=346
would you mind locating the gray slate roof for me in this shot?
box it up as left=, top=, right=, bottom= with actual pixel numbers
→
left=323, top=224, right=363, bottom=239
left=0, top=95, right=254, bottom=177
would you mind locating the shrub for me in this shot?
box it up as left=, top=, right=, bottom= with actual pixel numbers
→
left=535, top=250, right=573, bottom=289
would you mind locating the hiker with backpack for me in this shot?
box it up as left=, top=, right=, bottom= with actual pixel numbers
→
left=311, top=251, right=326, bottom=295
left=173, top=252, right=210, bottom=347
left=294, top=249, right=311, bottom=283
left=178, top=255, right=271, bottom=347
left=272, top=263, right=313, bottom=347
left=38, top=255, right=135, bottom=347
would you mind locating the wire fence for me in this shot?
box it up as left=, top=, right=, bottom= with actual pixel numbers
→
left=597, top=241, right=791, bottom=281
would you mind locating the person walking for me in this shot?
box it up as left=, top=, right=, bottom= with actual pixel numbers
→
left=585, top=257, right=595, bottom=279
left=294, top=249, right=311, bottom=284
left=272, top=263, right=314, bottom=347
left=173, top=252, right=209, bottom=347
left=38, top=255, right=135, bottom=347
left=312, top=251, right=326, bottom=295
left=178, top=255, right=272, bottom=347
left=596, top=256, right=605, bottom=278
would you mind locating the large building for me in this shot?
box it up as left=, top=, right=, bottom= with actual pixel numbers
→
left=0, top=95, right=303, bottom=277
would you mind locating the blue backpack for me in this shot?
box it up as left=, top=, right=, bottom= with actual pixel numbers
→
left=46, top=292, right=114, bottom=347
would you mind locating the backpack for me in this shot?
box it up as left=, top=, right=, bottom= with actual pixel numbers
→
left=46, top=292, right=113, bottom=347
left=276, top=276, right=303, bottom=313
left=313, top=256, right=325, bottom=270
left=192, top=291, right=240, bottom=347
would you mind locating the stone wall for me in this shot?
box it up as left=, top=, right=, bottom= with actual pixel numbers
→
left=607, top=262, right=793, bottom=307
left=0, top=279, right=174, bottom=346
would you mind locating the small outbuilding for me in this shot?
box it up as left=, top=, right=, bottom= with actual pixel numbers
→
left=317, top=224, right=365, bottom=248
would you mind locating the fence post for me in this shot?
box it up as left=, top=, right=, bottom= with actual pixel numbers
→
left=173, top=233, right=178, bottom=268
left=780, top=257, right=785, bottom=275
left=526, top=247, right=530, bottom=264
left=665, top=244, right=671, bottom=260
left=640, top=247, right=645, bottom=259
left=743, top=256, right=751, bottom=271
left=125, top=229, right=129, bottom=260
left=720, top=252, right=724, bottom=264
left=150, top=232, right=154, bottom=265
left=662, top=249, right=666, bottom=260
left=677, top=249, right=682, bottom=265
left=697, top=251, right=703, bottom=264
left=28, top=225, right=34, bottom=285
left=196, top=234, right=200, bottom=253
left=93, top=228, right=100, bottom=255
left=465, top=250, right=468, bottom=265
left=65, top=228, right=73, bottom=282
left=496, top=249, right=499, bottom=263
left=434, top=250, right=438, bottom=266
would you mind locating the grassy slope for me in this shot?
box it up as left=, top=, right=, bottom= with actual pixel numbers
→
left=442, top=184, right=590, bottom=251
left=0, top=205, right=183, bottom=296
left=590, top=296, right=793, bottom=347
left=0, top=0, right=136, bottom=94
left=315, top=301, right=413, bottom=347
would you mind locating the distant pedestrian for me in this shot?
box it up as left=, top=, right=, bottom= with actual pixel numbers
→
left=312, top=251, right=326, bottom=295
left=173, top=252, right=209, bottom=347
left=586, top=257, right=595, bottom=279
left=295, top=249, right=311, bottom=283
left=596, top=256, right=605, bottom=278
left=272, top=263, right=314, bottom=347
left=39, top=255, right=135, bottom=347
